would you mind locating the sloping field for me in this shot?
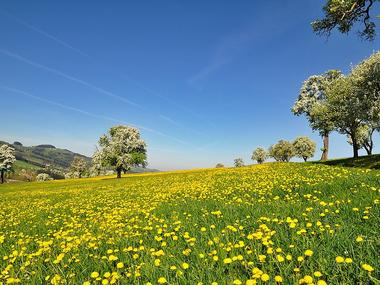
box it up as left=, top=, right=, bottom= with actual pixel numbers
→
left=0, top=163, right=379, bottom=284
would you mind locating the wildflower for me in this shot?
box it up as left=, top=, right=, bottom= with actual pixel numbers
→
left=6, top=278, right=21, bottom=284
left=313, top=271, right=322, bottom=277
left=276, top=255, right=285, bottom=262
left=362, top=263, right=374, bottom=272
left=91, top=272, right=99, bottom=279
left=274, top=275, right=283, bottom=282
left=304, top=250, right=313, bottom=257
left=116, top=262, right=124, bottom=269
left=303, top=275, right=313, bottom=284
left=224, top=258, right=233, bottom=264
left=345, top=258, right=353, bottom=263
left=158, top=277, right=167, bottom=284
left=233, top=280, right=242, bottom=285
left=317, top=281, right=327, bottom=285
left=335, top=256, right=344, bottom=263
left=261, top=274, right=270, bottom=282
left=103, top=272, right=111, bottom=278
left=356, top=236, right=364, bottom=242
left=182, top=262, right=189, bottom=269
left=50, top=275, right=61, bottom=285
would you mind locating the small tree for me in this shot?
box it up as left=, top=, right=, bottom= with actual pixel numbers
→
left=234, top=158, right=244, bottom=167
left=0, top=145, right=16, bottom=184
left=36, top=173, right=53, bottom=181
left=293, top=137, right=316, bottom=162
left=251, top=147, right=268, bottom=164
left=269, top=140, right=295, bottom=162
left=69, top=156, right=87, bottom=178
left=215, top=163, right=224, bottom=168
left=93, top=125, right=147, bottom=178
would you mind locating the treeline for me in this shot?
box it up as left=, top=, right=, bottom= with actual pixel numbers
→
left=223, top=136, right=316, bottom=168
left=292, top=52, right=380, bottom=159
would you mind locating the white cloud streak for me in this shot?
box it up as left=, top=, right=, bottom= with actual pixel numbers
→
left=1, top=10, right=89, bottom=57
left=0, top=49, right=140, bottom=108
left=0, top=86, right=193, bottom=147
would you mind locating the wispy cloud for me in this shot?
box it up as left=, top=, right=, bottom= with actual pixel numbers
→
left=159, top=114, right=181, bottom=127
left=0, top=86, right=193, bottom=147
left=0, top=49, right=140, bottom=107
left=123, top=74, right=206, bottom=121
left=1, top=9, right=211, bottom=136
left=188, top=28, right=257, bottom=86
left=1, top=10, right=89, bottom=57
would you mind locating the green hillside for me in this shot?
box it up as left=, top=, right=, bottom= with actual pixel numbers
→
left=0, top=163, right=378, bottom=284
left=0, top=140, right=91, bottom=169
left=315, top=154, right=380, bottom=170
left=0, top=140, right=158, bottom=179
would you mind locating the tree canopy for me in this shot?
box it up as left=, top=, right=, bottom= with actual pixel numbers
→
left=293, top=137, right=316, bottom=162
left=93, top=125, right=147, bottom=178
left=312, top=52, right=380, bottom=158
left=312, top=0, right=379, bottom=41
left=269, top=140, right=295, bottom=162
left=68, top=156, right=88, bottom=178
left=234, top=158, right=244, bottom=167
left=292, top=70, right=342, bottom=160
left=251, top=147, right=268, bottom=164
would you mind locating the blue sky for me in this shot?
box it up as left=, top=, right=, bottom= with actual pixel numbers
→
left=1, top=1, right=380, bottom=170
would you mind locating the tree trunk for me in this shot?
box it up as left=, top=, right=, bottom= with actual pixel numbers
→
left=363, top=130, right=374, bottom=155
left=1, top=170, right=4, bottom=184
left=352, top=135, right=359, bottom=158
left=303, top=157, right=307, bottom=162
left=320, top=133, right=329, bottom=161
left=116, top=168, right=122, bottom=178
left=363, top=143, right=372, bottom=155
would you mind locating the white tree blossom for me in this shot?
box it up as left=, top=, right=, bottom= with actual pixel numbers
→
left=36, top=173, right=53, bottom=181
left=0, top=144, right=16, bottom=184
left=93, top=125, right=147, bottom=178
left=251, top=147, right=268, bottom=164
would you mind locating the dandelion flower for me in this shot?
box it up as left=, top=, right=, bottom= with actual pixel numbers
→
left=335, top=256, right=344, bottom=263
left=362, top=264, right=374, bottom=272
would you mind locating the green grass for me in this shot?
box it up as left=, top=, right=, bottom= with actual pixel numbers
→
left=315, top=154, right=380, bottom=169
left=0, top=163, right=379, bottom=284
left=13, top=160, right=42, bottom=171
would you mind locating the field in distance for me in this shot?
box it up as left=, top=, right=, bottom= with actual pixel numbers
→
left=0, top=163, right=379, bottom=284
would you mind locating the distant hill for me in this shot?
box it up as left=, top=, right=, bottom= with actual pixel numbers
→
left=0, top=140, right=159, bottom=173
left=314, top=154, right=380, bottom=170
left=0, top=140, right=91, bottom=170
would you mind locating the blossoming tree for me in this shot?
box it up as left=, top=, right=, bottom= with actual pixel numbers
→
left=93, top=125, right=147, bottom=178
left=0, top=144, right=16, bottom=184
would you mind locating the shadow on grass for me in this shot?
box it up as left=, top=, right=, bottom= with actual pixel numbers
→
left=313, top=154, right=380, bottom=169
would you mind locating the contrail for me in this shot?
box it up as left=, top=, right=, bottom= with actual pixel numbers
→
left=2, top=10, right=212, bottom=135
left=0, top=86, right=193, bottom=147
left=0, top=10, right=89, bottom=57
left=0, top=49, right=140, bottom=108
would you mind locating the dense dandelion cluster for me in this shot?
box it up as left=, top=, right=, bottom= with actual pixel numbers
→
left=0, top=163, right=379, bottom=284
